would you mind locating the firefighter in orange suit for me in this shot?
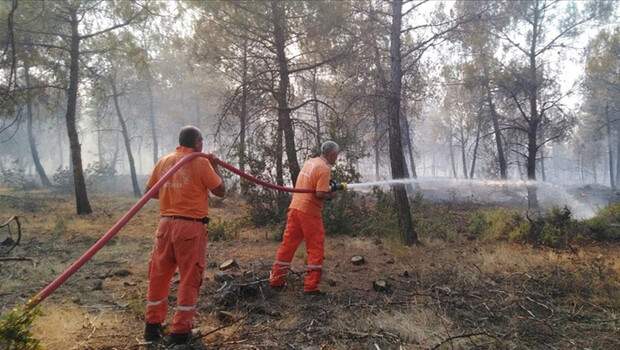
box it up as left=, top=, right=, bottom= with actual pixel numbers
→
left=269, top=141, right=340, bottom=294
left=143, top=126, right=225, bottom=345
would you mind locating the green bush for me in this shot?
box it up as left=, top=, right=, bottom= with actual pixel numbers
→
left=467, top=208, right=526, bottom=241
left=584, top=203, right=620, bottom=241
left=0, top=306, right=41, bottom=350
left=323, top=192, right=357, bottom=235
left=209, top=219, right=245, bottom=241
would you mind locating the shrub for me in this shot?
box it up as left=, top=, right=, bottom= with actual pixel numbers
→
left=585, top=203, right=620, bottom=241
left=324, top=191, right=369, bottom=236
left=245, top=187, right=288, bottom=227
left=468, top=208, right=526, bottom=241
left=0, top=163, right=36, bottom=190
left=468, top=206, right=581, bottom=248
left=350, top=188, right=400, bottom=239
left=0, top=306, right=41, bottom=350
left=52, top=166, right=74, bottom=192
left=209, top=219, right=245, bottom=241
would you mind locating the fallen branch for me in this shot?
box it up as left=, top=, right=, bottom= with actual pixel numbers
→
left=431, top=332, right=488, bottom=350
left=0, top=256, right=32, bottom=262
left=193, top=314, right=248, bottom=340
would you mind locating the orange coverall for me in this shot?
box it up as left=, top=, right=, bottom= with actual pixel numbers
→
left=145, top=146, right=222, bottom=334
left=270, top=157, right=331, bottom=292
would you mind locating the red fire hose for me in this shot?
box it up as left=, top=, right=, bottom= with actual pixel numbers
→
left=27, top=152, right=313, bottom=308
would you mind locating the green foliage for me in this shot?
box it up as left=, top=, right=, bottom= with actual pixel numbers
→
left=52, top=166, right=74, bottom=192
left=52, top=216, right=66, bottom=238
left=526, top=207, right=575, bottom=248
left=584, top=203, right=620, bottom=241
left=324, top=188, right=400, bottom=238
left=85, top=161, right=116, bottom=178
left=324, top=191, right=366, bottom=236
left=0, top=163, right=36, bottom=190
left=468, top=207, right=527, bottom=241
left=0, top=306, right=41, bottom=350
left=209, top=218, right=245, bottom=241
left=468, top=203, right=620, bottom=247
left=245, top=187, right=289, bottom=227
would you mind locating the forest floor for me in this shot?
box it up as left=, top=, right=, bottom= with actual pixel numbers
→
left=1, top=189, right=619, bottom=350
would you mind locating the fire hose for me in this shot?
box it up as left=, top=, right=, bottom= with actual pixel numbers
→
left=25, top=153, right=346, bottom=308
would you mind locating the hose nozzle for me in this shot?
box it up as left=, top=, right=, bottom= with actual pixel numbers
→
left=329, top=180, right=348, bottom=192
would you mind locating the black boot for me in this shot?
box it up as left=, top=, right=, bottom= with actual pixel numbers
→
left=144, top=323, right=164, bottom=342
left=164, top=332, right=191, bottom=346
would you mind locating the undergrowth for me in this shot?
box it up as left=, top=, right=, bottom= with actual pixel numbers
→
left=469, top=203, right=620, bottom=248
left=0, top=306, right=41, bottom=350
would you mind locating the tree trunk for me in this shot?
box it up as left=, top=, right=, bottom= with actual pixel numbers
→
left=460, top=127, right=468, bottom=179
left=374, top=111, right=381, bottom=180
left=526, top=121, right=539, bottom=210
left=469, top=116, right=481, bottom=179
left=312, top=69, right=321, bottom=151
left=111, top=132, right=120, bottom=173
left=405, top=121, right=417, bottom=178
left=449, top=130, right=457, bottom=178
left=96, top=121, right=104, bottom=165
left=111, top=79, right=141, bottom=197
left=275, top=125, right=284, bottom=186
left=66, top=12, right=92, bottom=215
left=146, top=73, right=158, bottom=165
left=239, top=38, right=248, bottom=195
left=615, top=127, right=620, bottom=187
left=483, top=63, right=507, bottom=179
left=271, top=0, right=300, bottom=185
left=388, top=0, right=416, bottom=245
left=401, top=99, right=417, bottom=178
left=372, top=36, right=388, bottom=182
left=606, top=104, right=615, bottom=189
left=526, top=2, right=540, bottom=211
left=540, top=146, right=546, bottom=182
left=274, top=125, right=287, bottom=212
left=24, top=62, right=52, bottom=187
left=57, top=113, right=64, bottom=169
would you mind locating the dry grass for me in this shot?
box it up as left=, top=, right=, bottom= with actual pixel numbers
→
left=1, top=189, right=619, bottom=349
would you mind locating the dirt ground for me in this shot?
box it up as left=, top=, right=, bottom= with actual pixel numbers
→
left=1, top=189, right=619, bottom=349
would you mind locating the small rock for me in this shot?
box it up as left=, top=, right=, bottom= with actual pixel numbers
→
left=114, top=269, right=131, bottom=277
left=214, top=272, right=235, bottom=283
left=373, top=280, right=390, bottom=293
left=351, top=256, right=365, bottom=266
left=401, top=270, right=410, bottom=278
left=386, top=258, right=395, bottom=264
left=216, top=310, right=236, bottom=324
left=207, top=261, right=218, bottom=269
left=124, top=281, right=137, bottom=287
left=219, top=259, right=238, bottom=270
left=93, top=280, right=103, bottom=291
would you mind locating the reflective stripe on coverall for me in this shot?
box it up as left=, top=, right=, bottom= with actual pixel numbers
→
left=269, top=208, right=325, bottom=292
left=145, top=217, right=207, bottom=334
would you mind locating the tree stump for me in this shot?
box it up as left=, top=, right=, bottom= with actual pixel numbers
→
left=219, top=259, right=238, bottom=270
left=351, top=256, right=365, bottom=265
